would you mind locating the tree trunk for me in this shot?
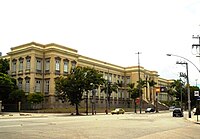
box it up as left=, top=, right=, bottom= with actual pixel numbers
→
left=76, top=103, right=79, bottom=115
left=108, top=95, right=111, bottom=109
left=134, top=99, right=137, bottom=113
left=86, top=92, right=88, bottom=115
left=150, top=87, right=152, bottom=102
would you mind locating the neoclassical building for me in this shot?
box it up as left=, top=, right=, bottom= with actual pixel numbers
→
left=1, top=42, right=173, bottom=109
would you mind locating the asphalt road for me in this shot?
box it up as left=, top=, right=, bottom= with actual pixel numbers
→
left=0, top=112, right=199, bottom=139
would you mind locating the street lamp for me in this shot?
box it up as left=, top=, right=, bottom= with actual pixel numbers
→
left=166, top=54, right=198, bottom=118
left=167, top=54, right=200, bottom=72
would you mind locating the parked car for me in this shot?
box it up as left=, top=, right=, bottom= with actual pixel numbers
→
left=111, top=108, right=125, bottom=114
left=169, top=106, right=175, bottom=112
left=145, top=107, right=155, bottom=113
left=173, top=108, right=183, bottom=117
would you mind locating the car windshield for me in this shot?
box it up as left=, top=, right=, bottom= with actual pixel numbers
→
left=174, top=109, right=181, bottom=112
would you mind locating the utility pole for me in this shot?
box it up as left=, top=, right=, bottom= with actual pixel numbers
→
left=177, top=61, right=191, bottom=118
left=179, top=73, right=186, bottom=112
left=136, top=52, right=142, bottom=114
left=167, top=53, right=199, bottom=118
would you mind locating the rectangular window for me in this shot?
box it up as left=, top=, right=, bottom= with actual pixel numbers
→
left=126, top=76, right=130, bottom=84
left=35, top=80, right=41, bottom=92
left=45, top=59, right=50, bottom=71
left=122, top=76, right=124, bottom=84
left=109, top=73, right=112, bottom=82
left=12, top=61, right=16, bottom=72
left=36, top=59, right=42, bottom=71
left=18, top=80, right=23, bottom=90
left=25, top=79, right=30, bottom=92
left=105, top=73, right=108, bottom=80
left=122, top=91, right=124, bottom=98
left=71, top=62, right=76, bottom=70
left=117, top=75, right=121, bottom=83
left=64, top=61, right=68, bottom=73
left=55, top=60, right=60, bottom=71
left=19, top=60, right=23, bottom=71
left=26, top=59, right=31, bottom=70
left=45, top=80, right=50, bottom=94
left=113, top=74, right=116, bottom=83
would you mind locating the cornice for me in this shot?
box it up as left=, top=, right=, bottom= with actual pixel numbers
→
left=11, top=42, right=45, bottom=51
left=45, top=43, right=78, bottom=53
left=78, top=55, right=125, bottom=72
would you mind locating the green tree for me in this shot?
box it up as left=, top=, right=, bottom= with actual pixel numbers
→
left=0, top=60, right=25, bottom=106
left=127, top=83, right=139, bottom=113
left=137, top=79, right=147, bottom=89
left=170, top=80, right=184, bottom=97
left=136, top=79, right=147, bottom=111
left=27, top=92, right=44, bottom=109
left=101, top=81, right=118, bottom=111
left=9, top=89, right=26, bottom=103
left=83, top=67, right=105, bottom=115
left=55, top=68, right=85, bottom=115
left=169, top=79, right=185, bottom=107
left=0, top=73, right=15, bottom=102
left=148, top=79, right=157, bottom=102
left=56, top=67, right=105, bottom=115
left=0, top=58, right=9, bottom=74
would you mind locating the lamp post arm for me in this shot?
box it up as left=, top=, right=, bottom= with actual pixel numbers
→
left=167, top=54, right=200, bottom=73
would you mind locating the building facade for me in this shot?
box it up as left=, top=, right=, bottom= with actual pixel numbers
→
left=2, top=42, right=173, bottom=109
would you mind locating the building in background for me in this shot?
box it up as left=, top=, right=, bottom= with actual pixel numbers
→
left=1, top=42, right=173, bottom=109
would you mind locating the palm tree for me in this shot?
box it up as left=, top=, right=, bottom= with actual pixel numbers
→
left=83, top=67, right=105, bottom=115
left=148, top=80, right=157, bottom=103
left=127, top=83, right=139, bottom=113
left=169, top=79, right=185, bottom=109
left=137, top=79, right=147, bottom=110
left=101, top=81, right=118, bottom=113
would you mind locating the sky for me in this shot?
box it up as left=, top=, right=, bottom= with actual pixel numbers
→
left=1, top=0, right=200, bottom=86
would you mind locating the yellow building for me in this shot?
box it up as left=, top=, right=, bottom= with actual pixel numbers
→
left=1, top=42, right=173, bottom=109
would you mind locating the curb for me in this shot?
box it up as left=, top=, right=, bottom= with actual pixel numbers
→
left=0, top=113, right=48, bottom=119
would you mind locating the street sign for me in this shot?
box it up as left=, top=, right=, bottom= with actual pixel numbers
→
left=197, top=96, right=200, bottom=101
left=194, top=91, right=199, bottom=97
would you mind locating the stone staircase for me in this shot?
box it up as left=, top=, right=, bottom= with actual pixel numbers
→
left=142, top=99, right=169, bottom=111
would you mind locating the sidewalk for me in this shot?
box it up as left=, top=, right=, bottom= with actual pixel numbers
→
left=184, top=112, right=200, bottom=124
left=0, top=112, right=48, bottom=119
